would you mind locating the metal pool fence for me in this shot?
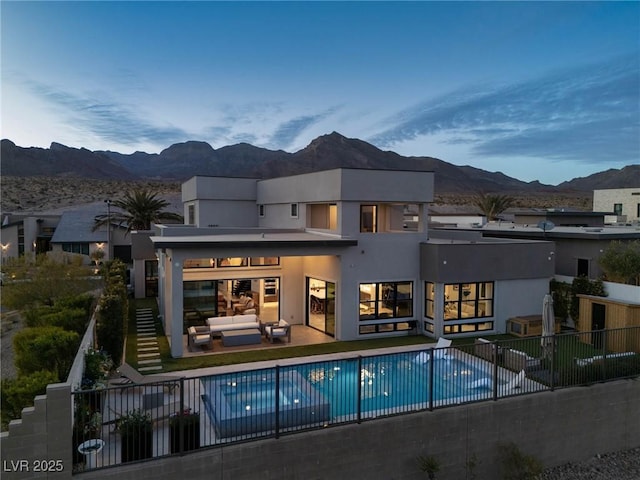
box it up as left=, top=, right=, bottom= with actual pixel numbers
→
left=71, top=326, right=640, bottom=472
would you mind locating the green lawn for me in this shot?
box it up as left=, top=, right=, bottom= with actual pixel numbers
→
left=127, top=299, right=437, bottom=373
left=125, top=299, right=603, bottom=374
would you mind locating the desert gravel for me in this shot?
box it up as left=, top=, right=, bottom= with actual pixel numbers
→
left=538, top=448, right=640, bottom=480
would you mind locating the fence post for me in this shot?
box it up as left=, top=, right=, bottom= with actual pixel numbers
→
left=275, top=365, right=280, bottom=438
left=428, top=349, right=434, bottom=411
left=178, top=377, right=185, bottom=453
left=492, top=342, right=499, bottom=401
left=357, top=356, right=362, bottom=424
left=601, top=330, right=608, bottom=382
left=550, top=336, right=556, bottom=392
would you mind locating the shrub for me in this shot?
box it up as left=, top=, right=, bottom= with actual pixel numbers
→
left=13, top=326, right=80, bottom=381
left=1, top=370, right=59, bottom=429
left=498, top=441, right=543, bottom=480
left=40, top=308, right=88, bottom=335
left=118, top=408, right=152, bottom=437
left=96, top=294, right=125, bottom=366
left=58, top=293, right=96, bottom=314
left=417, top=454, right=441, bottom=479
left=82, top=348, right=113, bottom=388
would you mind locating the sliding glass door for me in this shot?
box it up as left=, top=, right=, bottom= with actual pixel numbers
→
left=307, top=277, right=335, bottom=337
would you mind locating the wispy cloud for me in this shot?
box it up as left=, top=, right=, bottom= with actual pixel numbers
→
left=22, top=78, right=190, bottom=147
left=267, top=106, right=341, bottom=149
left=370, top=54, right=639, bottom=164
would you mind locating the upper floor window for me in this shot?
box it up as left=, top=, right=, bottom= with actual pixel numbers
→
left=360, top=281, right=413, bottom=320
left=613, top=203, right=623, bottom=216
left=360, top=205, right=377, bottom=232
left=290, top=203, right=299, bottom=218
left=187, top=204, right=195, bottom=225
left=258, top=204, right=265, bottom=217
left=307, top=203, right=337, bottom=230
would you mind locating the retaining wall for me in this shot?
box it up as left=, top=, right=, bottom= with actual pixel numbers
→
left=69, top=378, right=639, bottom=480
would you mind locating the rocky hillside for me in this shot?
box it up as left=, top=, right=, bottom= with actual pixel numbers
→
left=1, top=132, right=634, bottom=213
left=4, top=133, right=635, bottom=195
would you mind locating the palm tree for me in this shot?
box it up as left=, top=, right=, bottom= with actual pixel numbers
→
left=93, top=188, right=184, bottom=233
left=475, top=193, right=514, bottom=221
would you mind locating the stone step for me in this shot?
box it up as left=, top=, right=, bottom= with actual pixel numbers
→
left=138, top=365, right=163, bottom=372
left=138, top=358, right=162, bottom=365
left=138, top=352, right=160, bottom=359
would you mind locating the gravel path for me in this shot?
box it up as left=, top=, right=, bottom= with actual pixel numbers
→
left=538, top=448, right=640, bottom=479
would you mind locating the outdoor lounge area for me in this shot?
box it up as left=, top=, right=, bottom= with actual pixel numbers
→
left=182, top=323, right=334, bottom=356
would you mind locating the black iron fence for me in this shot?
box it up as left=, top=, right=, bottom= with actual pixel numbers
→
left=71, top=326, right=640, bottom=473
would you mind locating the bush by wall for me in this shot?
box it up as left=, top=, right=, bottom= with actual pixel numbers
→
left=13, top=326, right=80, bottom=381
left=0, top=370, right=59, bottom=429
left=95, top=260, right=129, bottom=364
left=96, top=295, right=125, bottom=365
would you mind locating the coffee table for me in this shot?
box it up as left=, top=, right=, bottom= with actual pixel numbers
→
left=221, top=328, right=262, bottom=347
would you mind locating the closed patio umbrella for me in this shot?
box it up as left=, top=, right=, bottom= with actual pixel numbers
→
left=542, top=293, right=555, bottom=359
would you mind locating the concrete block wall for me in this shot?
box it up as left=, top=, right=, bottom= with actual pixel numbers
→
left=74, top=378, right=640, bottom=480
left=0, top=383, right=72, bottom=480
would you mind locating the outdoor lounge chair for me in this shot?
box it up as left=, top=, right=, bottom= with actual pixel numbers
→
left=472, top=370, right=526, bottom=392
left=110, top=363, right=180, bottom=393
left=501, top=370, right=526, bottom=393
left=188, top=325, right=213, bottom=350
left=414, top=337, right=452, bottom=364
left=264, top=319, right=291, bottom=343
left=433, top=337, right=452, bottom=359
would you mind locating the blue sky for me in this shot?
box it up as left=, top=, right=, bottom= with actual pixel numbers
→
left=2, top=1, right=638, bottom=185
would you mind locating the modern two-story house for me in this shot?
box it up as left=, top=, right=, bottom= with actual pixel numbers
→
left=135, top=168, right=555, bottom=358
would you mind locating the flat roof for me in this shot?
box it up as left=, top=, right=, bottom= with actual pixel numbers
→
left=151, top=230, right=358, bottom=249
left=435, top=223, right=640, bottom=240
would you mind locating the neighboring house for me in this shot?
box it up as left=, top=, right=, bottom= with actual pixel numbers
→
left=1, top=213, right=59, bottom=259
left=50, top=209, right=130, bottom=263
left=510, top=209, right=609, bottom=228
left=0, top=204, right=130, bottom=264
left=433, top=223, right=640, bottom=280
left=133, top=168, right=556, bottom=358
left=593, top=187, right=640, bottom=224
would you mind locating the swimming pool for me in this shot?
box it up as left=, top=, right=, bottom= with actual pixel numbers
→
left=293, top=351, right=492, bottom=418
left=202, top=370, right=330, bottom=438
left=202, top=349, right=492, bottom=436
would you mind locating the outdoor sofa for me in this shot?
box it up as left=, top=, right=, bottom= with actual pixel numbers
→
left=206, top=314, right=260, bottom=335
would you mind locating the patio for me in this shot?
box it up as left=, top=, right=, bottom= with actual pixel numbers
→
left=181, top=324, right=337, bottom=357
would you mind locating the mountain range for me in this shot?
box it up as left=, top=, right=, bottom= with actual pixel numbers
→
left=2, top=132, right=638, bottom=194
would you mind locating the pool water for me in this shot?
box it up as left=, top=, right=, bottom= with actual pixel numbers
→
left=292, top=353, right=491, bottom=418
left=220, top=384, right=291, bottom=414
left=202, top=352, right=492, bottom=431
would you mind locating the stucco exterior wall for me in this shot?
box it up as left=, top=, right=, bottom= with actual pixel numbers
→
left=593, top=187, right=640, bottom=222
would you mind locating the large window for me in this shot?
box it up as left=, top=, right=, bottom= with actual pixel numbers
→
left=425, top=282, right=435, bottom=319
left=62, top=243, right=89, bottom=255
left=307, top=204, right=337, bottom=230
left=360, top=282, right=413, bottom=320
left=443, top=282, right=493, bottom=320
left=182, top=257, right=279, bottom=269
left=360, top=205, right=377, bottom=232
